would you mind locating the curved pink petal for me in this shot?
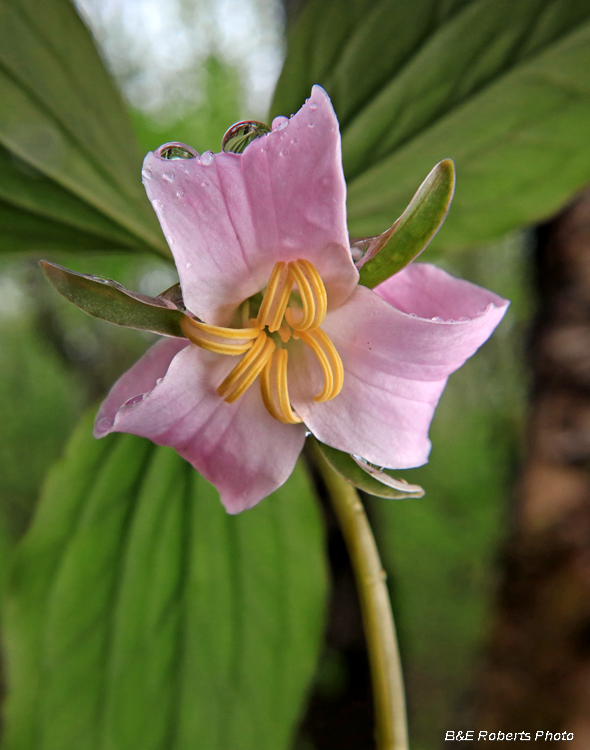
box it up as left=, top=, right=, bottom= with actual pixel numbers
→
left=94, top=337, right=189, bottom=438
left=96, top=342, right=306, bottom=513
left=143, top=85, right=358, bottom=325
left=291, top=265, right=509, bottom=469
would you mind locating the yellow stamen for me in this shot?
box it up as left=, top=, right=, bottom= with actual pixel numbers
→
left=268, top=267, right=293, bottom=332
left=277, top=321, right=292, bottom=343
left=180, top=317, right=255, bottom=355
left=298, top=330, right=334, bottom=402
left=257, top=262, right=290, bottom=329
left=182, top=316, right=259, bottom=340
left=313, top=327, right=344, bottom=399
left=298, top=259, right=327, bottom=328
left=218, top=332, right=276, bottom=403
left=260, top=355, right=286, bottom=423
left=288, top=261, right=315, bottom=330
left=216, top=331, right=267, bottom=397
left=276, top=349, right=302, bottom=423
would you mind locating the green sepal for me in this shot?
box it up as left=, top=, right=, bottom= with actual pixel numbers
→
left=40, top=261, right=186, bottom=337
left=314, top=438, right=425, bottom=499
left=358, top=159, right=455, bottom=289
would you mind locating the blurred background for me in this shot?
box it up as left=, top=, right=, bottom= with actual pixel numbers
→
left=1, top=0, right=590, bottom=748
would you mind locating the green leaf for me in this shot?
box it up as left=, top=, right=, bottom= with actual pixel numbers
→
left=272, top=0, right=590, bottom=250
left=358, top=159, right=455, bottom=288
left=3, top=412, right=328, bottom=750
left=40, top=261, right=186, bottom=337
left=314, top=439, right=425, bottom=500
left=0, top=0, right=168, bottom=257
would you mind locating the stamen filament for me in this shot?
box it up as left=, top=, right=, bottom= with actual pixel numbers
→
left=298, top=330, right=334, bottom=402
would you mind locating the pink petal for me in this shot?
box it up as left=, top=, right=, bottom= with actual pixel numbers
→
left=291, top=265, right=509, bottom=469
left=143, top=85, right=358, bottom=325
left=96, top=342, right=306, bottom=513
left=94, top=337, right=189, bottom=438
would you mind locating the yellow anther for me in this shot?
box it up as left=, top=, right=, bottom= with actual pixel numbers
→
left=277, top=321, right=292, bottom=343
left=313, top=327, right=344, bottom=399
left=298, top=330, right=334, bottom=402
left=276, top=349, right=303, bottom=422
left=260, top=350, right=302, bottom=424
left=180, top=317, right=256, bottom=356
left=298, top=259, right=327, bottom=328
left=287, top=261, right=315, bottom=330
left=257, top=261, right=291, bottom=330
left=182, top=316, right=259, bottom=340
left=218, top=332, right=275, bottom=403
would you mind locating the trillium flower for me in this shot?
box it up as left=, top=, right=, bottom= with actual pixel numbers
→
left=94, top=86, right=508, bottom=513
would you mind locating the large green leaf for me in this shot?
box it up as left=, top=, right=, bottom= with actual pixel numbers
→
left=0, top=0, right=168, bottom=257
left=272, top=0, right=590, bottom=249
left=3, top=412, right=327, bottom=750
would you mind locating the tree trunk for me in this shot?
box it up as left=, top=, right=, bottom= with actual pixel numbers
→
left=476, top=188, right=590, bottom=745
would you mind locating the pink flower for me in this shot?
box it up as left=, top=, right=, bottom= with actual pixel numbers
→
left=95, top=86, right=509, bottom=513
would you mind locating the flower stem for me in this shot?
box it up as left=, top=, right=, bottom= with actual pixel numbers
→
left=311, top=441, right=409, bottom=750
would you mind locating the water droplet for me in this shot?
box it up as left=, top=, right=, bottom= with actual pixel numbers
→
left=272, top=116, right=289, bottom=131
left=151, top=198, right=163, bottom=211
left=222, top=120, right=271, bottom=153
left=459, top=316, right=471, bottom=322
left=305, top=430, right=312, bottom=437
left=308, top=122, right=315, bottom=128
left=91, top=275, right=109, bottom=284
left=176, top=190, right=184, bottom=198
left=200, top=151, right=214, bottom=166
left=157, top=142, right=197, bottom=160
left=280, top=149, right=289, bottom=157
left=185, top=261, right=193, bottom=269
left=124, top=394, right=145, bottom=407
left=156, top=378, right=163, bottom=386
left=431, top=316, right=444, bottom=322
left=141, top=166, right=152, bottom=180
left=291, top=138, right=298, bottom=144
left=309, top=102, right=318, bottom=110
left=163, top=171, right=175, bottom=182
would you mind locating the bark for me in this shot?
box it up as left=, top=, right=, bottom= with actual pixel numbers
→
left=476, top=188, right=590, bottom=745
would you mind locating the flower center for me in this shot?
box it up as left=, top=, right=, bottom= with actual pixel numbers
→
left=179, top=259, right=344, bottom=424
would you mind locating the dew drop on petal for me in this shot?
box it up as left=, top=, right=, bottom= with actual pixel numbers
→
left=272, top=116, right=289, bottom=131
left=156, top=378, right=163, bottom=386
left=459, top=316, right=471, bottom=322
left=185, top=261, right=193, bottom=269
left=431, top=316, right=444, bottom=322
left=141, top=166, right=152, bottom=180
left=151, top=198, right=163, bottom=211
left=124, top=394, right=145, bottom=407
left=157, top=143, right=198, bottom=160
left=176, top=190, right=184, bottom=198
left=200, top=151, right=214, bottom=165
left=309, top=102, right=318, bottom=110
left=163, top=171, right=175, bottom=182
left=308, top=122, right=315, bottom=128
left=280, top=149, right=289, bottom=157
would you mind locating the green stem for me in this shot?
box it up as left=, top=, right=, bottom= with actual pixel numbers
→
left=311, top=441, right=409, bottom=750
